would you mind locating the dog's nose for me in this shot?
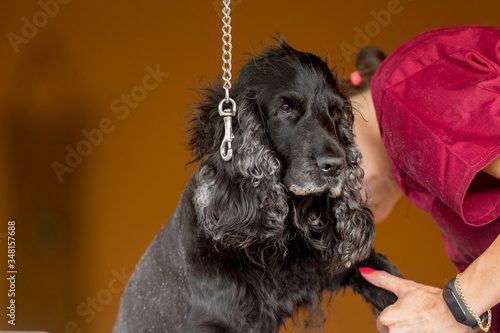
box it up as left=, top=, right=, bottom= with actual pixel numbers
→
left=316, top=156, right=345, bottom=177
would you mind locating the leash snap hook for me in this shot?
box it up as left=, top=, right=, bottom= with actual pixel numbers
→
left=220, top=116, right=234, bottom=161
left=218, top=98, right=237, bottom=161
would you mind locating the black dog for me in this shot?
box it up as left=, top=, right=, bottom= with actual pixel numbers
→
left=113, top=39, right=399, bottom=332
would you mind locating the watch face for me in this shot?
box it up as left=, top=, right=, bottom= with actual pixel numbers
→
left=443, top=288, right=467, bottom=322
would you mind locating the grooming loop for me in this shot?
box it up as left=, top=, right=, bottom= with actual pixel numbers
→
left=219, top=0, right=237, bottom=161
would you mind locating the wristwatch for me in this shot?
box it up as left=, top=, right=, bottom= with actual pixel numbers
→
left=442, top=277, right=489, bottom=329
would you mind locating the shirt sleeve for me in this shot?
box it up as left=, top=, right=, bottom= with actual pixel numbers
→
left=372, top=26, right=500, bottom=226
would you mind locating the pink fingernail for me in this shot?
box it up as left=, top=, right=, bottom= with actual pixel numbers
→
left=359, top=267, right=375, bottom=274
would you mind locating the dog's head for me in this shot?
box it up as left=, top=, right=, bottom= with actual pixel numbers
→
left=190, top=38, right=373, bottom=273
left=236, top=41, right=349, bottom=198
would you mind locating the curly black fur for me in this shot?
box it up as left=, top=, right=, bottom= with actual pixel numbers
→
left=113, top=38, right=400, bottom=333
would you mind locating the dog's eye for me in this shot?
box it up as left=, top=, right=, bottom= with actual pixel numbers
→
left=280, top=104, right=292, bottom=114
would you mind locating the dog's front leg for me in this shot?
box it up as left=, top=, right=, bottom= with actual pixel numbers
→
left=182, top=307, right=237, bottom=333
left=342, top=249, right=400, bottom=314
left=182, top=273, right=250, bottom=333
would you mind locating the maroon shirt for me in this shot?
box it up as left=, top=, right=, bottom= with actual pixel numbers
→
left=372, top=26, right=500, bottom=331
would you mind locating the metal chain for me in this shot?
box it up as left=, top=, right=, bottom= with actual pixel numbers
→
left=218, top=0, right=237, bottom=161
left=221, top=0, right=233, bottom=100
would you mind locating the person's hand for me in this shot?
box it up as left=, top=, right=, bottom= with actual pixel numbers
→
left=359, top=269, right=476, bottom=333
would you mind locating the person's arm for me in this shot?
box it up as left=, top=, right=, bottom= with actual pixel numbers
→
left=360, top=232, right=500, bottom=333
left=352, top=91, right=402, bottom=223
left=483, top=155, right=500, bottom=179
left=459, top=232, right=500, bottom=319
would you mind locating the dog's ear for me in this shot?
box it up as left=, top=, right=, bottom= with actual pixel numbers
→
left=330, top=102, right=375, bottom=274
left=193, top=88, right=289, bottom=253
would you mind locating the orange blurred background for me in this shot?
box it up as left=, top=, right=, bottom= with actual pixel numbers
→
left=0, top=0, right=499, bottom=332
